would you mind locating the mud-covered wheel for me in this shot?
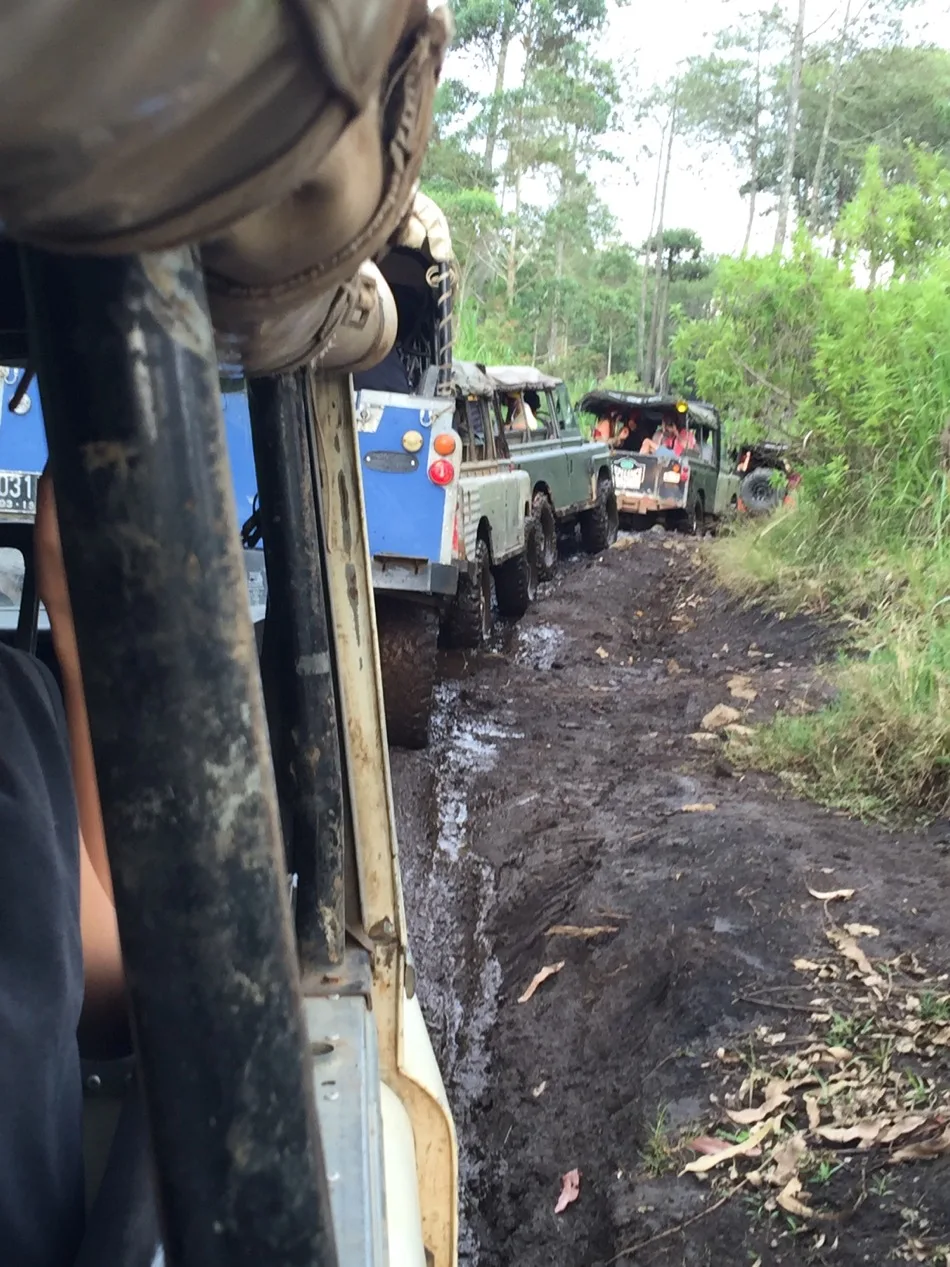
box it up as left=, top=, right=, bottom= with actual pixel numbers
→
left=444, top=537, right=494, bottom=649
left=533, top=492, right=558, bottom=580
left=495, top=517, right=540, bottom=620
left=580, top=477, right=619, bottom=553
left=689, top=496, right=706, bottom=538
left=740, top=467, right=785, bottom=515
left=376, top=599, right=439, bottom=750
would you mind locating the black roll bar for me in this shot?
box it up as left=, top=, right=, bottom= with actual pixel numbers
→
left=247, top=372, right=346, bottom=970
left=22, top=245, right=339, bottom=1267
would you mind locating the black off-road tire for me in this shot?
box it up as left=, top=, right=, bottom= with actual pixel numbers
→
left=533, top=491, right=558, bottom=580
left=495, top=517, right=540, bottom=621
left=580, top=478, right=620, bottom=554
left=686, top=495, right=706, bottom=538
left=376, top=599, right=439, bottom=750
left=444, top=537, right=494, bottom=649
left=740, top=467, right=785, bottom=516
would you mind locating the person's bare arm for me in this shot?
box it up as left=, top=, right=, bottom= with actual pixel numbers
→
left=79, top=826, right=127, bottom=1052
left=35, top=474, right=113, bottom=901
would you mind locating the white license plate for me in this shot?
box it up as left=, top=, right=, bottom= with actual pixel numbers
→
left=614, top=463, right=643, bottom=491
left=0, top=469, right=39, bottom=517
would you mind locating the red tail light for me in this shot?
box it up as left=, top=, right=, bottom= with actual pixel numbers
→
left=428, top=458, right=454, bottom=486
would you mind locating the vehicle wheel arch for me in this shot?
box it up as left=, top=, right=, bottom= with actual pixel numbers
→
left=476, top=516, right=493, bottom=561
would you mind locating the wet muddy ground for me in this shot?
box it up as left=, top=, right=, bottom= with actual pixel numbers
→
left=391, top=530, right=950, bottom=1266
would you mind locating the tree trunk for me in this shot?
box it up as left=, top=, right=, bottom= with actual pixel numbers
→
left=808, top=0, right=851, bottom=231
left=653, top=266, right=673, bottom=391
left=546, top=235, right=565, bottom=362
left=773, top=0, right=807, bottom=253
left=636, top=118, right=667, bottom=383
left=742, top=28, right=764, bottom=256
left=646, top=85, right=678, bottom=388
left=484, top=9, right=514, bottom=176
left=504, top=97, right=527, bottom=303
left=606, top=326, right=613, bottom=379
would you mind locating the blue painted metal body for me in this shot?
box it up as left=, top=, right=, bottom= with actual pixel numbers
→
left=0, top=370, right=461, bottom=617
left=0, top=369, right=267, bottom=621
left=354, top=388, right=460, bottom=601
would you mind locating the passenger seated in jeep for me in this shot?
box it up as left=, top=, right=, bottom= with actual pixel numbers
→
left=593, top=410, right=617, bottom=441
left=524, top=390, right=546, bottom=431
left=504, top=392, right=537, bottom=433
left=640, top=419, right=679, bottom=457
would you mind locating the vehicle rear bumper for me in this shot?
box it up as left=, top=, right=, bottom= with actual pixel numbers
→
left=371, top=556, right=460, bottom=598
left=616, top=492, right=687, bottom=514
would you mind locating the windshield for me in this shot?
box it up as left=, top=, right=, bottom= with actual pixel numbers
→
left=553, top=383, right=575, bottom=431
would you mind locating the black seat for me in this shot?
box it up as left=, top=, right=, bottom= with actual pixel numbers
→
left=74, top=1075, right=164, bottom=1267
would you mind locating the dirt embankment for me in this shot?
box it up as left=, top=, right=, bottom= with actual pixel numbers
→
left=392, top=531, right=950, bottom=1267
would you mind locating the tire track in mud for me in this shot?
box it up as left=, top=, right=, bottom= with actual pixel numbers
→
left=393, top=682, right=523, bottom=1266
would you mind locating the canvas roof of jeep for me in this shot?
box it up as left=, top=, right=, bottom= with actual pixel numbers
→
left=487, top=365, right=562, bottom=393
left=452, top=360, right=495, bottom=398
left=579, top=391, right=721, bottom=430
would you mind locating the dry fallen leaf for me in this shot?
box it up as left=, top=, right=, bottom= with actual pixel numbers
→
left=518, top=962, right=565, bottom=1004
left=826, top=928, right=881, bottom=982
left=808, top=886, right=855, bottom=903
left=681, top=803, right=717, bottom=813
left=817, top=1117, right=892, bottom=1145
left=776, top=1177, right=832, bottom=1220
left=726, top=1085, right=790, bottom=1126
left=805, top=1095, right=821, bottom=1131
left=843, top=923, right=881, bottom=938
left=702, top=704, right=743, bottom=731
left=794, top=958, right=823, bottom=972
left=683, top=1117, right=779, bottom=1174
left=554, top=1168, right=581, bottom=1214
left=769, top=1133, right=807, bottom=1187
left=532, top=1081, right=547, bottom=1098
left=546, top=924, right=618, bottom=939
left=891, top=1124, right=950, bottom=1163
left=728, top=675, right=758, bottom=703
left=595, top=646, right=609, bottom=660
left=688, top=1136, right=736, bottom=1157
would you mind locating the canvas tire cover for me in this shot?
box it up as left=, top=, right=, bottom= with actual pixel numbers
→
left=0, top=0, right=433, bottom=253
left=203, top=7, right=449, bottom=371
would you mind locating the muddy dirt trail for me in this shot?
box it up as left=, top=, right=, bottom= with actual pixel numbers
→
left=391, top=531, right=950, bottom=1267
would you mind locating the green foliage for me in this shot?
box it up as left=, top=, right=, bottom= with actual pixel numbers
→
left=693, top=150, right=950, bottom=820
left=795, top=45, right=950, bottom=226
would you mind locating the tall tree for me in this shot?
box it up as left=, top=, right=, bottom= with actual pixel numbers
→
left=774, top=0, right=807, bottom=251
left=676, top=9, right=783, bottom=254
left=807, top=0, right=853, bottom=229
left=645, top=81, right=679, bottom=387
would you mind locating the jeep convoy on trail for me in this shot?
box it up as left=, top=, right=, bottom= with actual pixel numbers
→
left=488, top=366, right=619, bottom=567
left=579, top=390, right=797, bottom=534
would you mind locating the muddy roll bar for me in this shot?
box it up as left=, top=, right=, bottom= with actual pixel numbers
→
left=434, top=261, right=454, bottom=396
left=246, top=372, right=346, bottom=970
left=22, top=245, right=339, bottom=1267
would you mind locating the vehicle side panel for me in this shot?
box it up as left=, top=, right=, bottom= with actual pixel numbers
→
left=459, top=461, right=529, bottom=564
left=356, top=392, right=458, bottom=597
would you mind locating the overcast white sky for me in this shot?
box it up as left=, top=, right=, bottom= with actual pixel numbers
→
left=447, top=0, right=950, bottom=257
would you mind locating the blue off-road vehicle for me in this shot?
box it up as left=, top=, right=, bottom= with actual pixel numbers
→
left=352, top=194, right=537, bottom=749
left=0, top=368, right=268, bottom=643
